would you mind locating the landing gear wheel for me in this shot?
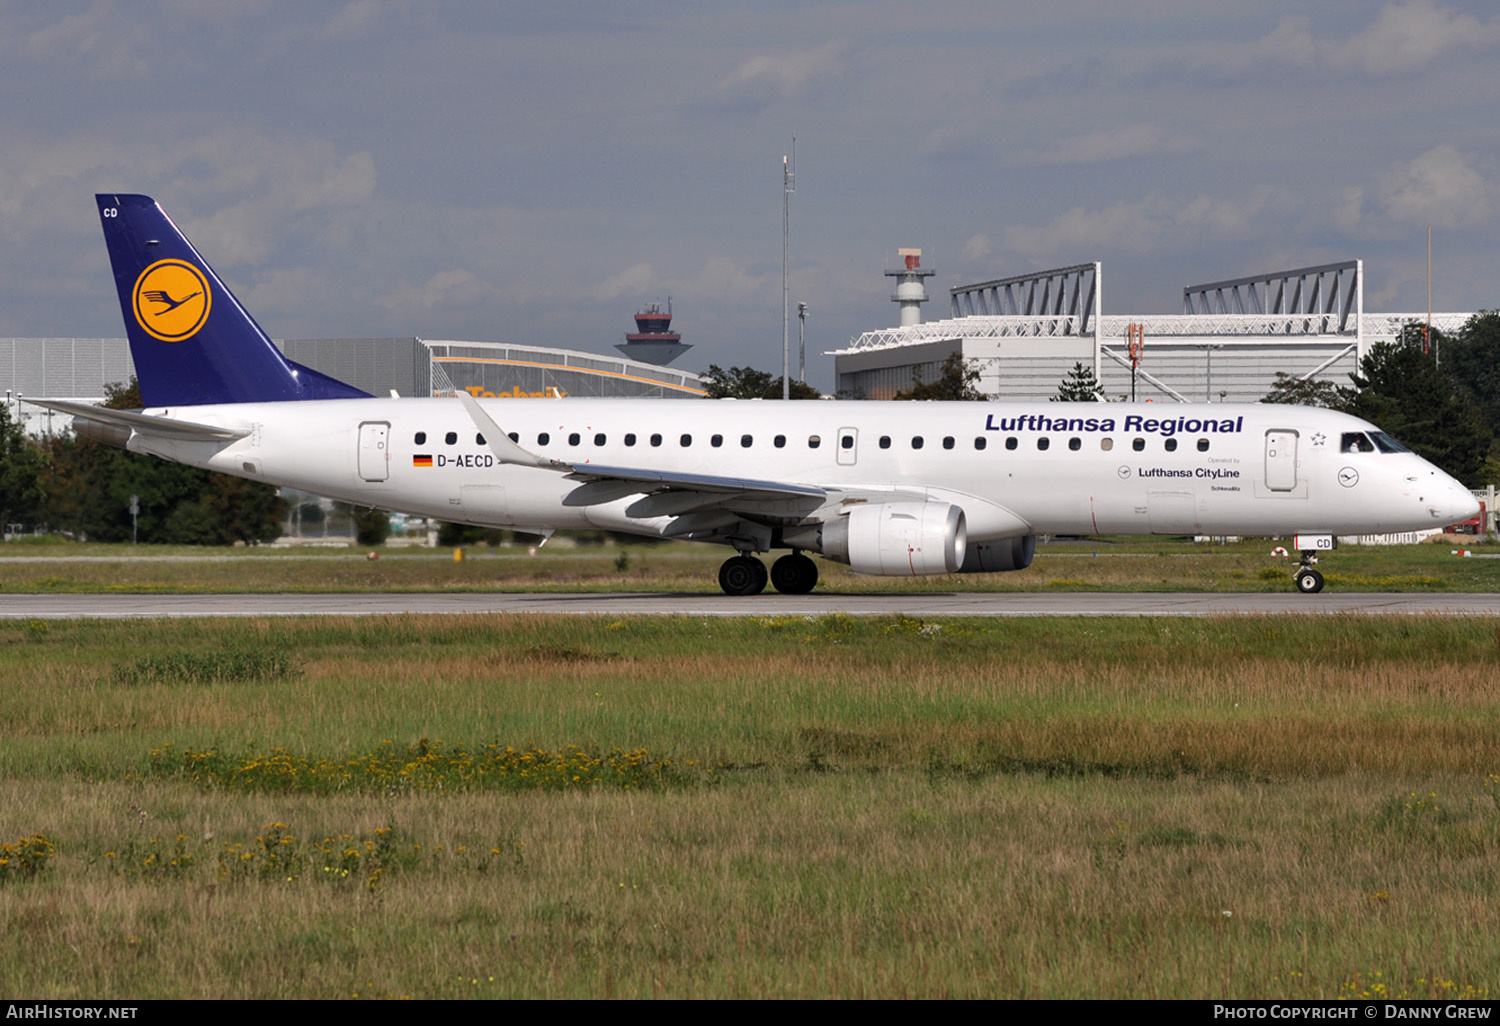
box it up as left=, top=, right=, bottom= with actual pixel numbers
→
left=770, top=553, right=819, bottom=595
left=719, top=555, right=768, bottom=596
left=1295, top=568, right=1325, bottom=594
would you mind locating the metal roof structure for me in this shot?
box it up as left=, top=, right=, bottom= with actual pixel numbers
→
left=832, top=258, right=1478, bottom=403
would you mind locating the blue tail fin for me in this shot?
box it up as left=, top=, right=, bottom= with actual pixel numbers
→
left=96, top=194, right=371, bottom=407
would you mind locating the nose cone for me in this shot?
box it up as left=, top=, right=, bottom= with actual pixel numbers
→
left=1449, top=482, right=1482, bottom=523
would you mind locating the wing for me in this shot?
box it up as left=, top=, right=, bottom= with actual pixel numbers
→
left=455, top=391, right=858, bottom=537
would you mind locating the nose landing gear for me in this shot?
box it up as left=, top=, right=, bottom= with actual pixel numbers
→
left=1294, top=552, right=1325, bottom=594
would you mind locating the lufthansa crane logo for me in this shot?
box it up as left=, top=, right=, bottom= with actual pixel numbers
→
left=132, top=260, right=212, bottom=342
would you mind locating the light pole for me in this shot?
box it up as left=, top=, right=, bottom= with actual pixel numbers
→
left=781, top=136, right=795, bottom=400
left=797, top=302, right=808, bottom=384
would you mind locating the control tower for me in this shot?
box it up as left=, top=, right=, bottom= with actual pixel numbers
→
left=615, top=300, right=692, bottom=366
left=887, top=248, right=935, bottom=326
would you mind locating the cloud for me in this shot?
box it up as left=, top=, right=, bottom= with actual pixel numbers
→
left=1330, top=1, right=1500, bottom=75
left=1377, top=145, right=1495, bottom=229
left=375, top=268, right=487, bottom=312
left=714, top=38, right=847, bottom=106
left=1176, top=2, right=1500, bottom=80
left=592, top=262, right=657, bottom=303
left=1333, top=186, right=1366, bottom=235
left=961, top=234, right=991, bottom=261
left=1011, top=124, right=1195, bottom=166
left=1000, top=187, right=1284, bottom=258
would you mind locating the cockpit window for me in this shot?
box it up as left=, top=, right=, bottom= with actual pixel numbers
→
left=1369, top=431, right=1410, bottom=454
left=1341, top=432, right=1375, bottom=453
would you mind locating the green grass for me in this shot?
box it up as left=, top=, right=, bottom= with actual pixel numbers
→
left=2, top=614, right=1499, bottom=998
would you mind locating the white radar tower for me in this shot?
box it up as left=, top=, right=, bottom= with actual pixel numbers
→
left=887, top=248, right=934, bottom=327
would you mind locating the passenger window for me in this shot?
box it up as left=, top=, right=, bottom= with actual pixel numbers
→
left=1197, top=438, right=1209, bottom=452
left=942, top=436, right=955, bottom=450
left=1068, top=437, right=1081, bottom=451
left=568, top=433, right=580, bottom=446
left=741, top=434, right=753, bottom=448
left=774, top=435, right=786, bottom=448
left=1037, top=437, right=1050, bottom=451
left=712, top=434, right=723, bottom=447
left=1005, top=437, right=1018, bottom=450
left=650, top=433, right=662, bottom=447
left=841, top=435, right=854, bottom=450
left=476, top=433, right=486, bottom=445
left=1164, top=438, right=1178, bottom=452
left=595, top=433, right=606, bottom=446
left=912, top=436, right=924, bottom=449
left=1100, top=438, right=1113, bottom=451
left=507, top=433, right=518, bottom=443
left=1341, top=432, right=1374, bottom=453
left=624, top=433, right=636, bottom=446
left=974, top=437, right=987, bottom=450
left=537, top=433, right=550, bottom=445
left=879, top=436, right=891, bottom=449
left=445, top=431, right=458, bottom=445
left=414, top=431, right=426, bottom=444
left=807, top=435, right=821, bottom=449
left=680, top=434, right=692, bottom=447
left=1132, top=438, right=1145, bottom=452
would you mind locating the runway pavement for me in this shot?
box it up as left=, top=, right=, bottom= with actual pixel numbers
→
left=5, top=591, right=1500, bottom=618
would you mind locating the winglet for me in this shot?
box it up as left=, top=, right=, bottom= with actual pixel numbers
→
left=96, top=194, right=371, bottom=407
left=454, top=390, right=569, bottom=470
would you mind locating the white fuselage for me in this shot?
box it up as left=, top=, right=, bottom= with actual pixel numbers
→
left=126, top=398, right=1477, bottom=544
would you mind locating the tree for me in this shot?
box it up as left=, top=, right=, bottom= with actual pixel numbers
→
left=354, top=508, right=392, bottom=547
left=1259, top=372, right=1350, bottom=409
left=1343, top=334, right=1492, bottom=485
left=892, top=352, right=984, bottom=401
left=38, top=378, right=287, bottom=543
left=0, top=401, right=46, bottom=533
left=703, top=365, right=821, bottom=400
left=1440, top=311, right=1500, bottom=429
left=1051, top=362, right=1105, bottom=403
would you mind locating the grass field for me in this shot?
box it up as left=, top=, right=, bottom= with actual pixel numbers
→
left=2, top=613, right=1498, bottom=998
left=3, top=534, right=1498, bottom=593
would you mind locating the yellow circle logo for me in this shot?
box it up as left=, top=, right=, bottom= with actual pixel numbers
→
left=132, top=260, right=212, bottom=342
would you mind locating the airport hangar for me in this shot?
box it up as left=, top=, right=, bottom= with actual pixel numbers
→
left=831, top=257, right=1473, bottom=403
left=1, top=337, right=707, bottom=434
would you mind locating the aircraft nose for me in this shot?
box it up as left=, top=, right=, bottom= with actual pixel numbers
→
left=1450, top=483, right=1481, bottom=523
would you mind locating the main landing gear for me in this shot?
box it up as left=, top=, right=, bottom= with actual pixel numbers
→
left=1294, top=552, right=1325, bottom=594
left=717, top=552, right=819, bottom=596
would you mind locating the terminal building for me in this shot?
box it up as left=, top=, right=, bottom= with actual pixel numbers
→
left=831, top=255, right=1472, bottom=403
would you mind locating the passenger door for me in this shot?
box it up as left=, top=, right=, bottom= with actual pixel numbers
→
left=357, top=421, right=390, bottom=482
left=1264, top=430, right=1298, bottom=492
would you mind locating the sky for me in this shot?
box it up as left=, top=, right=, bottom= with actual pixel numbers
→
left=2, top=0, right=1498, bottom=392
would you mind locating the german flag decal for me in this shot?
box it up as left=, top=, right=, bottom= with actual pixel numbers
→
left=413, top=454, right=433, bottom=467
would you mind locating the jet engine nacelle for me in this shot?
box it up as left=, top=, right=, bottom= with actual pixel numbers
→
left=959, top=533, right=1036, bottom=573
left=816, top=502, right=967, bottom=576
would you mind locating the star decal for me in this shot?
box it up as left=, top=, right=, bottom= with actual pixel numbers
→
left=1310, top=432, right=1326, bottom=447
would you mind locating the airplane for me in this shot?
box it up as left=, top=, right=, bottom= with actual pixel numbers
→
left=27, top=193, right=1482, bottom=596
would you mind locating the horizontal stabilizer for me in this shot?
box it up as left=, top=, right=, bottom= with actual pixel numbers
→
left=23, top=398, right=248, bottom=440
